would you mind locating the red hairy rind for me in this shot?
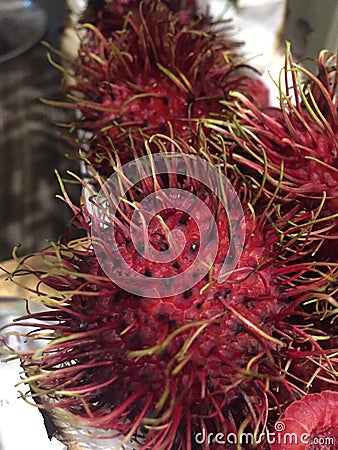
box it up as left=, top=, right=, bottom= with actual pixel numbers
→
left=211, top=47, right=338, bottom=211
left=270, top=391, right=338, bottom=450
left=58, top=0, right=269, bottom=176
left=2, top=3, right=337, bottom=449
left=207, top=46, right=338, bottom=263
left=4, top=142, right=337, bottom=450
left=81, top=0, right=198, bottom=30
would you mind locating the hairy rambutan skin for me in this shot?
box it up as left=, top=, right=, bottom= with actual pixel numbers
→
left=54, top=0, right=269, bottom=176
left=4, top=143, right=337, bottom=450
left=209, top=48, right=338, bottom=208
left=82, top=0, right=198, bottom=31
left=207, top=47, right=338, bottom=262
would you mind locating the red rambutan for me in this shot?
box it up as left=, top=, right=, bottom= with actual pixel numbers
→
left=52, top=0, right=269, bottom=176
left=81, top=0, right=198, bottom=31
left=207, top=45, right=338, bottom=260
left=3, top=140, right=337, bottom=449
left=2, top=6, right=337, bottom=450
left=210, top=46, right=338, bottom=212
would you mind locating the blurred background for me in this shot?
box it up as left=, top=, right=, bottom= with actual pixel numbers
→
left=0, top=0, right=81, bottom=263
left=281, top=0, right=338, bottom=62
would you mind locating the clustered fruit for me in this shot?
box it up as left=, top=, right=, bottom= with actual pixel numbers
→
left=2, top=1, right=337, bottom=449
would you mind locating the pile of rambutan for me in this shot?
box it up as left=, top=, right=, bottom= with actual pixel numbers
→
left=1, top=1, right=337, bottom=449
left=48, top=0, right=269, bottom=175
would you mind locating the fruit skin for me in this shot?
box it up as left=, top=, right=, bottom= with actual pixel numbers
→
left=81, top=0, right=198, bottom=30
left=270, top=391, right=338, bottom=450
left=208, top=47, right=338, bottom=260
left=218, top=49, right=337, bottom=209
left=3, top=5, right=337, bottom=448
left=57, top=0, right=269, bottom=176
left=6, top=141, right=337, bottom=450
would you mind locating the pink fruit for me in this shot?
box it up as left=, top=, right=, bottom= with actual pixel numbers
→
left=270, top=391, right=338, bottom=450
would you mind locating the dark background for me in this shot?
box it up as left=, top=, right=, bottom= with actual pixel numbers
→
left=0, top=0, right=81, bottom=261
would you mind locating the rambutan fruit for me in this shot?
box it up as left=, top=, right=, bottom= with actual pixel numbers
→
left=53, top=0, right=269, bottom=176
left=81, top=0, right=198, bottom=31
left=270, top=391, right=338, bottom=450
left=207, top=45, right=338, bottom=261
left=209, top=45, right=338, bottom=214
left=3, top=139, right=337, bottom=449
